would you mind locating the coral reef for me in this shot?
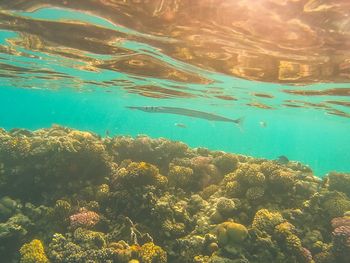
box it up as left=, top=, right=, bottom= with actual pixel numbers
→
left=0, top=126, right=349, bottom=262
left=19, top=239, right=48, bottom=263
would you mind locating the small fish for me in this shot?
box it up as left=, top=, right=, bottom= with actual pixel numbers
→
left=175, top=123, right=187, bottom=128
left=105, top=130, right=110, bottom=137
left=127, top=106, right=244, bottom=126
left=276, top=155, right=289, bottom=165
left=259, top=121, right=267, bottom=128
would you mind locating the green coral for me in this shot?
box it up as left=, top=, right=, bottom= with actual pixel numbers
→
left=20, top=239, right=49, bottom=263
left=48, top=232, right=114, bottom=263
left=323, top=191, right=350, bottom=218
left=0, top=196, right=19, bottom=220
left=53, top=200, right=71, bottom=220
left=328, top=172, right=350, bottom=197
left=0, top=213, right=31, bottom=239
left=73, top=228, right=106, bottom=249
left=96, top=184, right=110, bottom=201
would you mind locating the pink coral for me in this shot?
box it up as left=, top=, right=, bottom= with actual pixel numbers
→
left=69, top=209, right=100, bottom=228
left=190, top=156, right=212, bottom=169
left=299, top=247, right=314, bottom=263
left=331, top=216, right=350, bottom=228
left=331, top=216, right=350, bottom=262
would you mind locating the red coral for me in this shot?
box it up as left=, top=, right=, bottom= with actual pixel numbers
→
left=69, top=209, right=100, bottom=228
left=299, top=247, right=314, bottom=263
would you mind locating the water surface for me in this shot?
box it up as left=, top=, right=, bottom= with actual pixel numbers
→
left=0, top=0, right=349, bottom=176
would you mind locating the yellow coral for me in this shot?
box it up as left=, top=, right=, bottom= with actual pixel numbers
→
left=168, top=164, right=194, bottom=189
left=117, top=161, right=167, bottom=188
left=225, top=180, right=245, bottom=197
left=20, top=239, right=49, bottom=263
left=246, top=186, right=265, bottom=200
left=96, top=184, right=110, bottom=200
left=269, top=170, right=295, bottom=191
left=139, top=242, right=167, bottom=263
left=216, top=221, right=248, bottom=245
left=274, top=222, right=295, bottom=236
left=252, top=209, right=284, bottom=233
left=236, top=164, right=265, bottom=186
left=285, top=234, right=302, bottom=251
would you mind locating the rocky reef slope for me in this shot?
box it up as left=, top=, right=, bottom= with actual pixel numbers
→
left=0, top=126, right=349, bottom=263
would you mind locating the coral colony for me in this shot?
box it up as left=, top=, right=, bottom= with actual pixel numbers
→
left=0, top=125, right=349, bottom=262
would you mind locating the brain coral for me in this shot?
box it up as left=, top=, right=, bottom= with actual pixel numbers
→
left=216, top=221, right=248, bottom=245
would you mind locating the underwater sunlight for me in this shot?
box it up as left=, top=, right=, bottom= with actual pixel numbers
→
left=0, top=1, right=349, bottom=263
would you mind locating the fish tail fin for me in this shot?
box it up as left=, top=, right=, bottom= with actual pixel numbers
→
left=235, top=117, right=244, bottom=132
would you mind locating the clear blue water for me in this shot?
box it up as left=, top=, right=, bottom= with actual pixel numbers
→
left=1, top=2, right=350, bottom=177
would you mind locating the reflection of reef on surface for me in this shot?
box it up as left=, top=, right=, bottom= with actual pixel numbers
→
left=0, top=125, right=349, bottom=262
left=1, top=0, right=350, bottom=84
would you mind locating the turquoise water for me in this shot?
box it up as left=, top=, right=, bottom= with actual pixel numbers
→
left=1, top=2, right=350, bottom=177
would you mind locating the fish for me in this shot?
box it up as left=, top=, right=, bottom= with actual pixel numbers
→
left=259, top=121, right=267, bottom=128
left=276, top=155, right=289, bottom=165
left=174, top=123, right=187, bottom=128
left=126, top=106, right=244, bottom=126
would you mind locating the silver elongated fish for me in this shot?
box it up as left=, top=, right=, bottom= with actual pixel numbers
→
left=126, top=106, right=244, bottom=125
